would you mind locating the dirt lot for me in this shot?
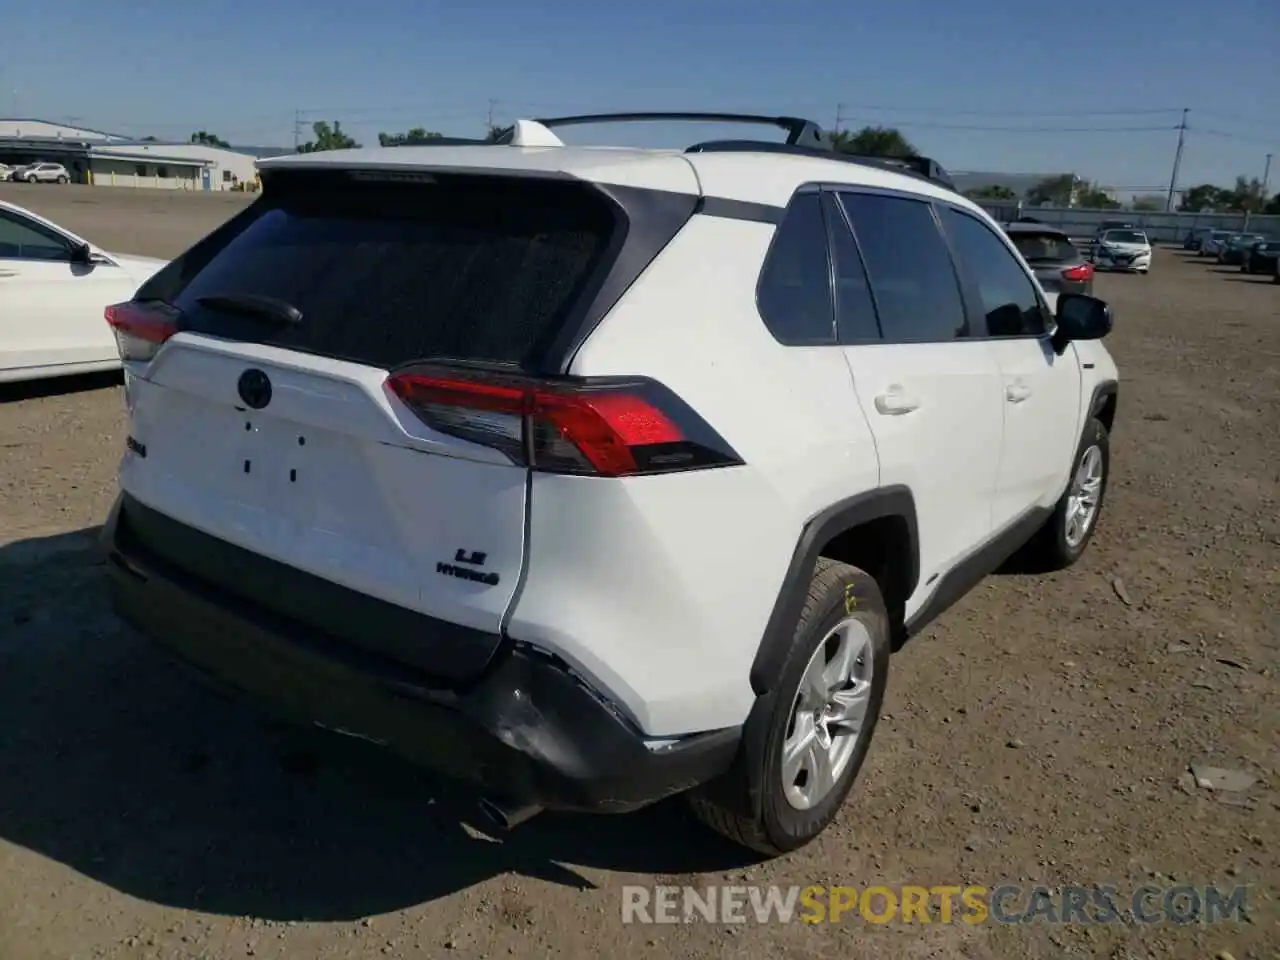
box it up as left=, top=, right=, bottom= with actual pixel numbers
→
left=0, top=186, right=1276, bottom=960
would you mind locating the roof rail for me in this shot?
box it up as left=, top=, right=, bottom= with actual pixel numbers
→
left=493, top=112, right=831, bottom=149
left=684, top=140, right=957, bottom=191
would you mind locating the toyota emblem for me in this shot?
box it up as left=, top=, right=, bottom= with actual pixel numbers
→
left=237, top=368, right=272, bottom=409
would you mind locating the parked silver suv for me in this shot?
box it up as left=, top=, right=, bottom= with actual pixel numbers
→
left=18, top=162, right=71, bottom=184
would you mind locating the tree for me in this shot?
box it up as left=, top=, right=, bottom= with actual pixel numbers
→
left=964, top=184, right=1018, bottom=201
left=485, top=124, right=511, bottom=143
left=1027, top=174, right=1078, bottom=206
left=378, top=127, right=443, bottom=147
left=1177, top=183, right=1224, bottom=212
left=1264, top=192, right=1280, bottom=215
left=830, top=126, right=918, bottom=158
left=1076, top=184, right=1120, bottom=209
left=140, top=136, right=159, bottom=142
left=190, top=130, right=230, bottom=148
left=1225, top=176, right=1266, bottom=213
left=296, top=120, right=360, bottom=153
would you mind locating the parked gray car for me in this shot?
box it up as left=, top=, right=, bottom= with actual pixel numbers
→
left=1003, top=222, right=1094, bottom=296
left=1200, top=230, right=1233, bottom=258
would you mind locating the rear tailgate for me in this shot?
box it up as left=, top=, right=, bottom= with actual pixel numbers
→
left=117, top=169, right=662, bottom=683
left=1007, top=229, right=1089, bottom=294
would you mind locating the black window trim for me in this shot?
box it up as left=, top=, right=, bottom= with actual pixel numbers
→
left=934, top=199, right=1057, bottom=342
left=0, top=207, right=76, bottom=262
left=827, top=183, right=975, bottom=345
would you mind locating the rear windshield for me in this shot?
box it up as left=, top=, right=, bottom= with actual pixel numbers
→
left=1103, top=230, right=1146, bottom=243
left=1008, top=232, right=1079, bottom=262
left=165, top=173, right=618, bottom=370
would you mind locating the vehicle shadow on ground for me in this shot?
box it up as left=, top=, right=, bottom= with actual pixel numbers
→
left=1219, top=275, right=1276, bottom=284
left=0, top=370, right=122, bottom=403
left=0, top=529, right=757, bottom=923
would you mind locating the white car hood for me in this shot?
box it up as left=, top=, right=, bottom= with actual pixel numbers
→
left=108, top=252, right=169, bottom=284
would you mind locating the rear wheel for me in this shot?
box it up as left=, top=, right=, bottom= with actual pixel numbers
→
left=56, top=175, right=68, bottom=184
left=687, top=559, right=890, bottom=856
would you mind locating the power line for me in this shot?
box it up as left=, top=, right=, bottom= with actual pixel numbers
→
left=1195, top=127, right=1278, bottom=147
left=828, top=105, right=1184, bottom=119
left=882, top=121, right=1180, bottom=133
left=1195, top=110, right=1280, bottom=130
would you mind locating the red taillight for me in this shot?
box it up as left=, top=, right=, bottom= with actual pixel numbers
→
left=386, top=367, right=738, bottom=477
left=1061, top=263, right=1094, bottom=282
left=105, top=301, right=179, bottom=362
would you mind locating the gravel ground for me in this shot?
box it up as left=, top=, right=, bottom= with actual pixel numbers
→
left=1, top=185, right=1276, bottom=960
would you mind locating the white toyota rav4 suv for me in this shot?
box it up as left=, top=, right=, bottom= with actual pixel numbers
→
left=102, top=113, right=1118, bottom=856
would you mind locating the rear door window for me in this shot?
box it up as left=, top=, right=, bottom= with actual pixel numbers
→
left=168, top=174, right=618, bottom=370
left=837, top=191, right=969, bottom=342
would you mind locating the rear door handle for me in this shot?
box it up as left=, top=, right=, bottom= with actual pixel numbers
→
left=1005, top=382, right=1032, bottom=403
left=874, top=386, right=921, bottom=415
left=0, top=270, right=17, bottom=278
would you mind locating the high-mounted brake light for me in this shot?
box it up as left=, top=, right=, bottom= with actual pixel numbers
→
left=1061, top=263, right=1094, bottom=282
left=386, top=367, right=742, bottom=477
left=105, top=301, right=179, bottom=363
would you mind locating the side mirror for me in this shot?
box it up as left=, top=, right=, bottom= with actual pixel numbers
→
left=70, top=242, right=94, bottom=265
left=1052, top=293, right=1112, bottom=353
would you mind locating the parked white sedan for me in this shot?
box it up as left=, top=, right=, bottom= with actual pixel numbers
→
left=0, top=200, right=168, bottom=384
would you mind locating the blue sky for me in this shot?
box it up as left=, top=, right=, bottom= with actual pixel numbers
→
left=2, top=0, right=1276, bottom=194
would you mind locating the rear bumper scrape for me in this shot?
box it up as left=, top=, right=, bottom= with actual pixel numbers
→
left=102, top=494, right=740, bottom=813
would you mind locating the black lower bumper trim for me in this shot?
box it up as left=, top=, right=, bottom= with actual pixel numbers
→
left=102, top=494, right=740, bottom=813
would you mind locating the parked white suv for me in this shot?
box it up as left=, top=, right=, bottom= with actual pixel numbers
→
left=101, top=113, right=1119, bottom=855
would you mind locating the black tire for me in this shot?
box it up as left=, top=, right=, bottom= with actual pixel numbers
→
left=687, top=559, right=890, bottom=856
left=1022, top=416, right=1110, bottom=571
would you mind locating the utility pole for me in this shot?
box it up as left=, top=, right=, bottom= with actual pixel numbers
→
left=833, top=102, right=844, bottom=137
left=1164, top=108, right=1188, bottom=212
left=293, top=109, right=302, bottom=152
left=487, top=99, right=496, bottom=132
left=1263, top=152, right=1273, bottom=198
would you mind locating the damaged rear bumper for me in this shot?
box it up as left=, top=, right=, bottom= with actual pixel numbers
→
left=102, top=493, right=740, bottom=814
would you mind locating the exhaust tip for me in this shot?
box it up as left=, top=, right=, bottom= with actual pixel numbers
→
left=477, top=797, right=543, bottom=831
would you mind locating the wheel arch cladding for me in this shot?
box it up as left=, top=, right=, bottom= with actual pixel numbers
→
left=749, top=485, right=919, bottom=695
left=1090, top=380, right=1118, bottom=434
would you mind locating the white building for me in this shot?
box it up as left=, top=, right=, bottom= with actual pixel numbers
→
left=0, top=118, right=288, bottom=191
left=88, top=141, right=263, bottom=191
